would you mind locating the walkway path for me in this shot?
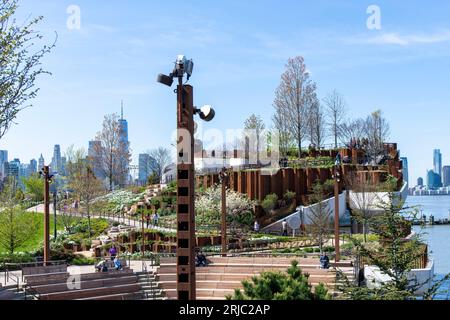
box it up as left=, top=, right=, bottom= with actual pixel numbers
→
left=26, top=204, right=176, bottom=234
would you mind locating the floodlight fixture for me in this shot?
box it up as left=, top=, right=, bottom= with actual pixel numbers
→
left=157, top=54, right=194, bottom=87
left=195, top=105, right=215, bottom=122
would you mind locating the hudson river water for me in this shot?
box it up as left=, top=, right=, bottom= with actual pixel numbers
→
left=405, top=196, right=450, bottom=299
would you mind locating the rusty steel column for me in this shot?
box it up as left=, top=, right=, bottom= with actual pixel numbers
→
left=220, top=169, right=228, bottom=257
left=43, top=166, right=50, bottom=266
left=334, top=165, right=341, bottom=262
left=176, top=84, right=196, bottom=300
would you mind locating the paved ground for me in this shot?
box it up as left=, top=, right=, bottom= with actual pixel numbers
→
left=1, top=260, right=157, bottom=287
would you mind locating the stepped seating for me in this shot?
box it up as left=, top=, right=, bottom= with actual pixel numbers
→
left=24, top=268, right=143, bottom=300
left=156, top=256, right=342, bottom=300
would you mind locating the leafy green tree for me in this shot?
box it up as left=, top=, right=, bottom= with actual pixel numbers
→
left=0, top=179, right=40, bottom=254
left=338, top=193, right=447, bottom=300
left=22, top=173, right=44, bottom=202
left=0, top=0, right=55, bottom=140
left=227, top=261, right=330, bottom=300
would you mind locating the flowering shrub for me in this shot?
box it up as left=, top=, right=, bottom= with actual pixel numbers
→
left=94, top=190, right=145, bottom=214
left=195, top=187, right=256, bottom=228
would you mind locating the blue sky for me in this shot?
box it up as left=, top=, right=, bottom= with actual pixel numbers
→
left=1, top=0, right=450, bottom=184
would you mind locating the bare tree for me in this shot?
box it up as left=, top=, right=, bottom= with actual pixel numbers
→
left=365, top=110, right=390, bottom=164
left=339, top=118, right=366, bottom=146
left=324, top=90, right=346, bottom=149
left=0, top=0, right=55, bottom=140
left=274, top=56, right=315, bottom=158
left=272, top=106, right=292, bottom=157
left=66, top=147, right=105, bottom=239
left=309, top=181, right=332, bottom=254
left=147, top=147, right=172, bottom=183
left=243, top=114, right=265, bottom=164
left=93, top=113, right=131, bottom=191
left=306, top=89, right=326, bottom=148
left=345, top=171, right=378, bottom=242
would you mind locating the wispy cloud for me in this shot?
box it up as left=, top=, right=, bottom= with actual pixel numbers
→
left=346, top=30, right=450, bottom=46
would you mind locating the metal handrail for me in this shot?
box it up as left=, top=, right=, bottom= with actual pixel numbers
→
left=23, top=284, right=40, bottom=300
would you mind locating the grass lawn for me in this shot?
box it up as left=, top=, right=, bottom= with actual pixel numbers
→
left=0, top=212, right=100, bottom=254
left=0, top=212, right=66, bottom=253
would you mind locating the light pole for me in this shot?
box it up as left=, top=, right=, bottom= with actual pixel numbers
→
left=157, top=55, right=216, bottom=301
left=39, top=166, right=54, bottom=265
left=53, top=191, right=58, bottom=240
left=219, top=168, right=228, bottom=257
left=334, top=154, right=342, bottom=262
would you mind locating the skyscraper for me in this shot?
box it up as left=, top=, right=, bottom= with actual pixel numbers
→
left=38, top=154, right=45, bottom=171
left=433, top=149, right=442, bottom=184
left=118, top=102, right=130, bottom=183
left=29, top=159, right=37, bottom=175
left=427, top=170, right=442, bottom=189
left=417, top=177, right=424, bottom=187
left=138, top=154, right=156, bottom=185
left=400, top=157, right=408, bottom=186
left=443, top=166, right=450, bottom=187
left=52, top=145, right=62, bottom=174
left=0, top=150, right=8, bottom=179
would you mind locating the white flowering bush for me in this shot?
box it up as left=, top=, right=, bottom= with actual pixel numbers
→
left=195, top=187, right=256, bottom=228
left=94, top=190, right=145, bottom=214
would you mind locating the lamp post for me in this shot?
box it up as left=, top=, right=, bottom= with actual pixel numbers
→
left=157, top=55, right=216, bottom=301
left=219, top=168, right=228, bottom=257
left=40, top=166, right=54, bottom=266
left=334, top=154, right=342, bottom=262
left=53, top=191, right=58, bottom=240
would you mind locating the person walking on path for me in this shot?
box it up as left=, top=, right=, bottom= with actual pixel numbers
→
left=254, top=220, right=260, bottom=233
left=153, top=212, right=159, bottom=227
left=281, top=219, right=288, bottom=237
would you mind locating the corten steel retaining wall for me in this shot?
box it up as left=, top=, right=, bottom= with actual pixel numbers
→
left=195, top=147, right=403, bottom=205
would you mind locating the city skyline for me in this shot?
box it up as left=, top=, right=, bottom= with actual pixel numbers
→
left=1, top=1, right=450, bottom=185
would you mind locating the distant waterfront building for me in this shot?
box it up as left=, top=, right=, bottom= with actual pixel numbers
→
left=443, top=166, right=450, bottom=187
left=29, top=159, right=37, bottom=175
left=38, top=154, right=45, bottom=170
left=6, top=159, right=20, bottom=183
left=427, top=170, right=442, bottom=190
left=433, top=149, right=443, bottom=184
left=400, top=157, right=409, bottom=186
left=138, top=154, right=156, bottom=185
left=0, top=150, right=8, bottom=179
left=417, top=177, right=424, bottom=187
left=51, top=145, right=62, bottom=174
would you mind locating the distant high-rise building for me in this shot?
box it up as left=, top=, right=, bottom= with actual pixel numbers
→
left=7, top=159, right=20, bottom=183
left=427, top=170, right=442, bottom=190
left=88, top=140, right=103, bottom=179
left=0, top=150, right=8, bottom=179
left=433, top=149, right=443, bottom=184
left=400, top=157, right=408, bottom=186
left=38, top=154, right=45, bottom=170
left=138, top=154, right=156, bottom=185
left=417, top=177, right=424, bottom=187
left=29, top=159, right=37, bottom=175
left=443, top=166, right=450, bottom=187
left=52, top=145, right=62, bottom=174
left=118, top=102, right=130, bottom=184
